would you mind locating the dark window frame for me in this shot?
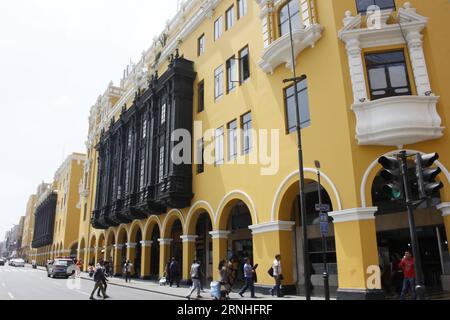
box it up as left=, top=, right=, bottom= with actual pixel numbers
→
left=364, top=49, right=412, bottom=100
left=241, top=112, right=252, bottom=155
left=283, top=77, right=311, bottom=134
left=226, top=5, right=235, bottom=31
left=198, top=34, right=205, bottom=56
left=239, top=46, right=250, bottom=84
left=197, top=80, right=205, bottom=113
left=226, top=55, right=237, bottom=93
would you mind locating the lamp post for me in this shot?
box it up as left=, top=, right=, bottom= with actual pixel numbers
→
left=315, top=160, right=330, bottom=300
left=282, top=2, right=311, bottom=300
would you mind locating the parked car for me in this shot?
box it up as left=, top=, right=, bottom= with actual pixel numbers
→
left=8, top=259, right=15, bottom=266
left=47, top=259, right=76, bottom=279
left=0, top=258, right=5, bottom=266
left=13, top=259, right=25, bottom=267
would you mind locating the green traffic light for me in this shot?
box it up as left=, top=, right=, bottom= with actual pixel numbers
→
left=383, top=184, right=402, bottom=200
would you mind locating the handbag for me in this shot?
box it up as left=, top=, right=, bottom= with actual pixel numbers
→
left=267, top=267, right=274, bottom=277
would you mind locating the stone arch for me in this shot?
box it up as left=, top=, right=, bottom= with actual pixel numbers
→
left=116, top=225, right=128, bottom=245
left=185, top=200, right=215, bottom=235
left=161, top=209, right=185, bottom=238
left=79, top=237, right=86, bottom=251
left=89, top=234, right=97, bottom=249
left=129, top=220, right=144, bottom=243
left=272, top=169, right=342, bottom=222
left=143, top=216, right=162, bottom=241
left=361, top=149, right=450, bottom=207
left=97, top=233, right=106, bottom=248
left=216, top=191, right=258, bottom=230
left=105, top=229, right=116, bottom=246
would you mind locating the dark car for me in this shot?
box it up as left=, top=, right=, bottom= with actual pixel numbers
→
left=0, top=259, right=5, bottom=266
left=47, top=259, right=76, bottom=279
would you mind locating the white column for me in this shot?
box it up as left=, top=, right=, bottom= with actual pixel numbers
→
left=344, top=37, right=368, bottom=103
left=209, top=230, right=231, bottom=239
left=405, top=29, right=432, bottom=96
left=180, top=235, right=198, bottom=243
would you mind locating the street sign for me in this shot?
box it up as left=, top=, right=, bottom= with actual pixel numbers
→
left=320, top=213, right=329, bottom=236
left=315, top=204, right=330, bottom=212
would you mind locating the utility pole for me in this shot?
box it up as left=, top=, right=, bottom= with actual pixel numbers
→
left=283, top=3, right=311, bottom=300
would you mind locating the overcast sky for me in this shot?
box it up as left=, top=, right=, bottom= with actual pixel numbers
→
left=0, top=0, right=178, bottom=239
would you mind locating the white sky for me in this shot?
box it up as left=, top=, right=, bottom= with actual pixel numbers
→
left=0, top=0, right=178, bottom=239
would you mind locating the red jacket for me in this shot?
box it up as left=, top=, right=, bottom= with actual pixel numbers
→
left=399, top=258, right=415, bottom=279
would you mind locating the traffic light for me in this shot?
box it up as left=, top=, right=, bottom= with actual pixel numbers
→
left=378, top=156, right=403, bottom=200
left=415, top=153, right=443, bottom=199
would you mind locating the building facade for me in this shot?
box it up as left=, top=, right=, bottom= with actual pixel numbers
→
left=20, top=194, right=38, bottom=262
left=49, top=154, right=85, bottom=260
left=76, top=0, right=450, bottom=299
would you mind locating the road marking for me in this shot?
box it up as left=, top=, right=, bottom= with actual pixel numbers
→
left=8, top=292, right=14, bottom=299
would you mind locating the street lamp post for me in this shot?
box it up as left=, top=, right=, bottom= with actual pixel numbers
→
left=315, top=160, right=330, bottom=300
left=283, top=2, right=311, bottom=300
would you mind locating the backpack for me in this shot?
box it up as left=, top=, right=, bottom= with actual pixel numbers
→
left=267, top=267, right=274, bottom=277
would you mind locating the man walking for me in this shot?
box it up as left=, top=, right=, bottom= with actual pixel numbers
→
left=239, top=258, right=256, bottom=298
left=169, top=257, right=180, bottom=287
left=96, top=261, right=109, bottom=298
left=124, top=260, right=133, bottom=283
left=399, top=251, right=417, bottom=300
left=90, top=261, right=109, bottom=300
left=270, top=255, right=283, bottom=298
left=186, top=260, right=203, bottom=300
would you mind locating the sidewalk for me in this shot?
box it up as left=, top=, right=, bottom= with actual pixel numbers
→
left=78, top=272, right=323, bottom=300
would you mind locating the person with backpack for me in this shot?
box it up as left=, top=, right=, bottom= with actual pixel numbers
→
left=185, top=259, right=203, bottom=300
left=89, top=261, right=109, bottom=300
left=96, top=261, right=109, bottom=298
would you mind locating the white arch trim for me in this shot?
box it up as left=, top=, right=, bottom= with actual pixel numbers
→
left=215, top=190, right=258, bottom=226
left=271, top=169, right=343, bottom=222
left=143, top=215, right=163, bottom=236
left=184, top=200, right=215, bottom=234
left=162, top=209, right=186, bottom=235
left=361, top=149, right=450, bottom=207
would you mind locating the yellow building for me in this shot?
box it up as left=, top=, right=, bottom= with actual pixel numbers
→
left=77, top=0, right=450, bottom=299
left=49, top=153, right=85, bottom=260
left=20, top=194, right=37, bottom=262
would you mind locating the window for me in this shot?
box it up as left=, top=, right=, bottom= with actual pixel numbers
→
left=241, top=112, right=252, bottom=154
left=139, top=152, right=145, bottom=191
left=226, top=56, right=237, bottom=93
left=214, top=16, right=223, bottom=41
left=161, top=103, right=166, bottom=125
left=237, top=0, right=248, bottom=19
left=214, top=65, right=224, bottom=101
left=198, top=80, right=205, bottom=112
left=365, top=50, right=411, bottom=100
left=356, top=0, right=396, bottom=14
left=226, top=6, right=234, bottom=30
left=197, top=138, right=204, bottom=174
left=159, top=146, right=165, bottom=183
left=124, top=159, right=130, bottom=193
left=284, top=77, right=311, bottom=133
left=279, top=0, right=301, bottom=37
left=142, top=119, right=147, bottom=138
left=198, top=34, right=205, bottom=56
left=238, top=46, right=250, bottom=83
left=228, top=120, right=238, bottom=160
left=215, top=127, right=224, bottom=165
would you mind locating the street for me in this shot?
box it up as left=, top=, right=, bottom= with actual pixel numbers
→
left=0, top=265, right=182, bottom=300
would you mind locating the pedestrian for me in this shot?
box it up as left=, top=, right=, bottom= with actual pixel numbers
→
left=239, top=258, right=256, bottom=298
left=399, top=251, right=417, bottom=300
left=96, top=262, right=109, bottom=297
left=90, top=261, right=109, bottom=300
left=169, top=257, right=181, bottom=287
left=186, top=259, right=203, bottom=300
left=219, top=260, right=231, bottom=299
left=124, top=260, right=132, bottom=283
left=270, top=254, right=283, bottom=297
left=88, top=264, right=95, bottom=278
